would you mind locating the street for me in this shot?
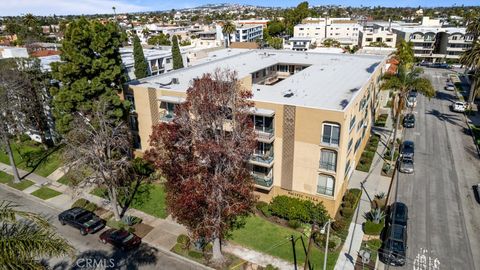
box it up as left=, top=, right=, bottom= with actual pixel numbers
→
left=391, top=68, right=480, bottom=270
left=0, top=186, right=204, bottom=270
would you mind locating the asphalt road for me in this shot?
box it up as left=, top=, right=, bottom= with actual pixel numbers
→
left=391, top=68, right=480, bottom=270
left=0, top=186, right=204, bottom=270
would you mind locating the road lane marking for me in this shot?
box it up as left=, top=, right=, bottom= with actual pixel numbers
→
left=413, top=248, right=441, bottom=270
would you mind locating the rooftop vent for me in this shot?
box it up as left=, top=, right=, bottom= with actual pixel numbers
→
left=350, top=87, right=359, bottom=92
left=283, top=89, right=294, bottom=98
left=172, top=78, right=179, bottom=84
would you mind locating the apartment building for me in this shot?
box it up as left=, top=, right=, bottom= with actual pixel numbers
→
left=232, top=24, right=263, bottom=43
left=120, top=47, right=187, bottom=81
left=359, top=29, right=397, bottom=48
left=126, top=50, right=387, bottom=216
left=293, top=18, right=361, bottom=49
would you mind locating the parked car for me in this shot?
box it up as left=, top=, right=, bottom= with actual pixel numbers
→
left=406, top=96, right=417, bottom=108
left=388, top=202, right=408, bottom=227
left=58, top=207, right=105, bottom=235
left=99, top=229, right=142, bottom=250
left=379, top=224, right=408, bottom=266
left=403, top=113, right=415, bottom=128
left=401, top=140, right=415, bottom=158
left=399, top=156, right=414, bottom=174
left=452, top=101, right=467, bottom=112
left=445, top=83, right=455, bottom=91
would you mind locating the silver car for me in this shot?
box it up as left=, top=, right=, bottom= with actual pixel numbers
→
left=399, top=156, right=414, bottom=174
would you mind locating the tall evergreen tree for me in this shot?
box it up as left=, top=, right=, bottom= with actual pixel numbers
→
left=171, top=35, right=184, bottom=70
left=50, top=17, right=127, bottom=133
left=133, top=35, right=148, bottom=79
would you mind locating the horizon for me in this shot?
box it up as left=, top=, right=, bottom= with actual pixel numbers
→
left=1, top=0, right=479, bottom=17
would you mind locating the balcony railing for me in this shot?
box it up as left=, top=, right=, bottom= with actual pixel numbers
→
left=253, top=174, right=273, bottom=188
left=160, top=113, right=174, bottom=122
left=250, top=153, right=274, bottom=166
left=255, top=127, right=274, bottom=142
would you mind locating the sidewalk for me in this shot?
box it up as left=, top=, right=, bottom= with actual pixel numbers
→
left=335, top=117, right=394, bottom=270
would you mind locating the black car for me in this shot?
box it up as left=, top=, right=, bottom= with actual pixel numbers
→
left=58, top=207, right=105, bottom=235
left=403, top=113, right=415, bottom=128
left=379, top=224, right=408, bottom=266
left=100, top=229, right=142, bottom=250
left=388, top=202, right=408, bottom=227
left=401, top=140, right=414, bottom=158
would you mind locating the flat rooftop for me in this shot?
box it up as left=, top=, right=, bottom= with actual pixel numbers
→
left=133, top=50, right=385, bottom=111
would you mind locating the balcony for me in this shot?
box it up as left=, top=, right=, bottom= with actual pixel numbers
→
left=255, top=127, right=274, bottom=143
left=252, top=174, right=273, bottom=190
left=160, top=113, right=174, bottom=122
left=250, top=153, right=274, bottom=167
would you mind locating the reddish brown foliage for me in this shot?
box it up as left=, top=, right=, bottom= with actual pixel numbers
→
left=145, top=69, right=257, bottom=244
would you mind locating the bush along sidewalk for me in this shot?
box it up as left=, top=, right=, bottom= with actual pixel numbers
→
left=356, top=135, right=381, bottom=172
left=362, top=192, right=387, bottom=236
left=331, top=189, right=362, bottom=240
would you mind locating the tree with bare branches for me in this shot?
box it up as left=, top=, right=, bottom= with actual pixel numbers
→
left=145, top=69, right=257, bottom=265
left=63, top=101, right=132, bottom=221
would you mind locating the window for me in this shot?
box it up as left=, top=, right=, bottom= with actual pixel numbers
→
left=129, top=115, right=139, bottom=131
left=299, top=28, right=304, bottom=30
left=320, top=149, right=337, bottom=171
left=357, top=119, right=364, bottom=131
left=349, top=116, right=356, bottom=131
left=347, top=138, right=353, bottom=153
left=322, top=123, right=340, bottom=146
left=345, top=159, right=351, bottom=175
left=166, top=58, right=171, bottom=64
left=354, top=138, right=362, bottom=152
left=317, top=174, right=334, bottom=196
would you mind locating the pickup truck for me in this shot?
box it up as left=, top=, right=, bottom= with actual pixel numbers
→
left=58, top=207, right=105, bottom=235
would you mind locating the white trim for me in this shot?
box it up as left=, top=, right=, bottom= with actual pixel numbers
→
left=250, top=107, right=275, bottom=117
left=158, top=96, right=185, bottom=104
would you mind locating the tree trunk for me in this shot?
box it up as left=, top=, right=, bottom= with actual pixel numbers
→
left=211, top=235, right=224, bottom=264
left=390, top=93, right=403, bottom=166
left=108, top=187, right=121, bottom=221
left=468, top=76, right=477, bottom=109
left=3, top=136, right=21, bottom=183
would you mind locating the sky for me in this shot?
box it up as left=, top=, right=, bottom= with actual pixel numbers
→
left=1, top=0, right=478, bottom=16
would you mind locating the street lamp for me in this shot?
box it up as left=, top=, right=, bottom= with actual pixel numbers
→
left=320, top=219, right=333, bottom=270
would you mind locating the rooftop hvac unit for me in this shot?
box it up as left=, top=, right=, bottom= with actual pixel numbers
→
left=172, top=78, right=179, bottom=84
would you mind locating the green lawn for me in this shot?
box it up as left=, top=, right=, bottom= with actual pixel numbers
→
left=8, top=179, right=35, bottom=191
left=231, top=215, right=339, bottom=269
left=91, top=183, right=168, bottom=219
left=0, top=171, right=13, bottom=183
left=57, top=175, right=73, bottom=186
left=31, top=186, right=62, bottom=200
left=0, top=140, right=63, bottom=177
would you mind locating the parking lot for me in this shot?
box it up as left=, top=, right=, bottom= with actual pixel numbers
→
left=387, top=68, right=480, bottom=270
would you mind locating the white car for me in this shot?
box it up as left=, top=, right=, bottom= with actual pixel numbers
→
left=445, top=83, right=455, bottom=91
left=406, top=96, right=417, bottom=108
left=452, top=101, right=467, bottom=112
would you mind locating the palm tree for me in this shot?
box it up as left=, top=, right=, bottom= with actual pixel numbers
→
left=222, top=21, right=236, bottom=48
left=461, top=13, right=480, bottom=106
left=381, top=65, right=435, bottom=167
left=0, top=200, right=74, bottom=269
left=393, top=40, right=415, bottom=69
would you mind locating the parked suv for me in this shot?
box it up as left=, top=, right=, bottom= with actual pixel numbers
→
left=58, top=207, right=105, bottom=235
left=388, top=202, right=408, bottom=227
left=379, top=224, right=408, bottom=266
left=403, top=113, right=415, bottom=128
left=401, top=141, right=415, bottom=158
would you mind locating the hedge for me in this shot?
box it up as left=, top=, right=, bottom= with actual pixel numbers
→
left=269, top=195, right=330, bottom=224
left=71, top=198, right=98, bottom=212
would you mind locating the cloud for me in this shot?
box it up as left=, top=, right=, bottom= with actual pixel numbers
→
left=0, top=0, right=151, bottom=16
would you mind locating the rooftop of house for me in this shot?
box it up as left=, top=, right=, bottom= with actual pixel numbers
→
left=132, top=50, right=385, bottom=111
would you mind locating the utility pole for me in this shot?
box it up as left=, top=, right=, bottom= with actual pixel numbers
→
left=321, top=220, right=333, bottom=270
left=291, top=235, right=298, bottom=270
left=304, top=221, right=318, bottom=270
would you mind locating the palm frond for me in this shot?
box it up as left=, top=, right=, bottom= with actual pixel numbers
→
left=412, top=78, right=436, bottom=98
left=0, top=201, right=49, bottom=228
left=0, top=257, right=45, bottom=270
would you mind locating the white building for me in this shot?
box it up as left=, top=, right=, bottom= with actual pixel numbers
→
left=120, top=47, right=188, bottom=80
left=0, top=47, right=29, bottom=58
left=292, top=18, right=361, bottom=49
left=233, top=24, right=263, bottom=43
left=359, top=29, right=397, bottom=48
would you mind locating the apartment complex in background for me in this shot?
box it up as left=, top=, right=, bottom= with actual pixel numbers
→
left=232, top=24, right=263, bottom=43
left=390, top=17, right=474, bottom=62
left=126, top=50, right=387, bottom=216
left=292, top=18, right=361, bottom=50
left=359, top=28, right=397, bottom=48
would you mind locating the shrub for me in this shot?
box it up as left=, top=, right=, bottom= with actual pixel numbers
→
left=341, top=201, right=352, bottom=208
left=84, top=201, right=98, bottom=212
left=177, top=234, right=191, bottom=250
left=340, top=207, right=354, bottom=219
left=256, top=201, right=268, bottom=210
left=264, top=264, right=279, bottom=270
left=187, top=250, right=203, bottom=259
left=364, top=151, right=375, bottom=159
left=71, top=198, right=98, bottom=212
left=203, top=242, right=213, bottom=253
left=331, top=218, right=347, bottom=232
left=287, top=219, right=302, bottom=229
left=269, top=195, right=330, bottom=223
left=19, top=134, right=31, bottom=142
left=122, top=215, right=142, bottom=226
left=363, top=220, right=384, bottom=235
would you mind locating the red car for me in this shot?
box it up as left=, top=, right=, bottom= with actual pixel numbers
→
left=99, top=229, right=141, bottom=250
